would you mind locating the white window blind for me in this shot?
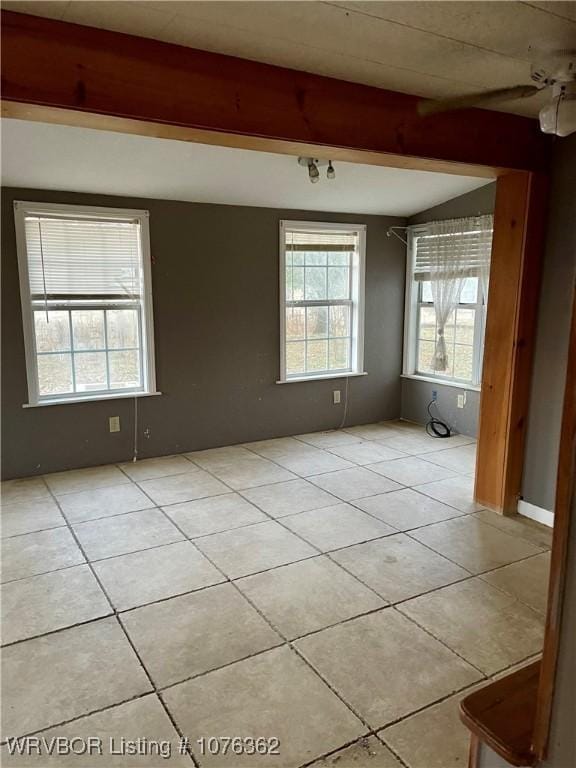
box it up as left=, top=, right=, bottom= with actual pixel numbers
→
left=285, top=230, right=359, bottom=252
left=15, top=202, right=156, bottom=406
left=413, top=214, right=493, bottom=281
left=24, top=216, right=143, bottom=299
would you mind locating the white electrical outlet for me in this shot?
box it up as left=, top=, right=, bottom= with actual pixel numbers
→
left=109, top=416, right=120, bottom=433
left=457, top=394, right=466, bottom=409
left=333, top=390, right=341, bottom=405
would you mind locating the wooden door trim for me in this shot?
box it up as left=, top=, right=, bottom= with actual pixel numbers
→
left=475, top=172, right=548, bottom=514
left=533, top=283, right=576, bottom=758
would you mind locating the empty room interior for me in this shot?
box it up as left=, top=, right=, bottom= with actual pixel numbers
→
left=1, top=3, right=575, bottom=768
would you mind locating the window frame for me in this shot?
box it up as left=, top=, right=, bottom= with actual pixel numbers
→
left=14, top=201, right=158, bottom=407
left=403, top=225, right=487, bottom=389
left=278, top=220, right=366, bottom=383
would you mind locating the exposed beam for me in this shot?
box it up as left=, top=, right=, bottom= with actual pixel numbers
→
left=1, top=10, right=550, bottom=174
left=0, top=101, right=497, bottom=180
left=475, top=171, right=548, bottom=514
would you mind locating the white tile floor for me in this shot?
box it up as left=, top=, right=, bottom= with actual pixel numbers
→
left=1, top=420, right=552, bottom=767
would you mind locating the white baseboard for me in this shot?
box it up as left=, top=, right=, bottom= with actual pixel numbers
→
left=518, top=500, right=554, bottom=528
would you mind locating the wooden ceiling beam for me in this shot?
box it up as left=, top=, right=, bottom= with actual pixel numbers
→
left=1, top=10, right=550, bottom=174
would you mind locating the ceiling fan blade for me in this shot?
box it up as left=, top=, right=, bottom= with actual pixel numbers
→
left=417, top=85, right=541, bottom=116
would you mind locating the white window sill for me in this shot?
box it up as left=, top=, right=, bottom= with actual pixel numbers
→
left=277, top=372, right=368, bottom=384
left=23, top=391, right=162, bottom=408
left=401, top=374, right=481, bottom=392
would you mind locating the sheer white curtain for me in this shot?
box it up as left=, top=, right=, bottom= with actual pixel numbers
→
left=428, top=219, right=467, bottom=371
left=426, top=215, right=493, bottom=372
left=476, top=220, right=493, bottom=306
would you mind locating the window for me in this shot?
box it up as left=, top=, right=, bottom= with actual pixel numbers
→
left=403, top=215, right=493, bottom=387
left=15, top=202, right=156, bottom=406
left=279, top=221, right=366, bottom=382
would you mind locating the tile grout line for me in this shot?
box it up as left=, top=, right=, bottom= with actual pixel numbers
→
left=475, top=567, right=550, bottom=617
left=4, top=476, right=544, bottom=549
left=1, top=560, right=83, bottom=586
left=394, top=591, right=545, bottom=678
left=1, top=468, right=480, bottom=542
left=131, top=462, right=497, bottom=760
left=245, top=469, right=494, bottom=682
left=253, top=456, right=507, bottom=677
left=215, top=444, right=468, bottom=589
left=118, top=463, right=422, bottom=768
left=474, top=548, right=551, bottom=577
left=1, top=425, right=473, bottom=495
left=0, top=539, right=319, bottom=589
left=296, top=735, right=381, bottom=768
left=236, top=438, right=424, bottom=481
left=401, top=529, right=479, bottom=575
left=5, top=444, right=545, bottom=728
left=181, top=493, right=417, bottom=768
left=3, top=468, right=546, bottom=632
left=373, top=735, right=413, bottom=768
left=176, top=453, right=428, bottom=617
left=119, top=462, right=338, bottom=587
left=390, top=602, right=488, bottom=678
left=290, top=646, right=413, bottom=768
left=39, top=478, right=199, bottom=768
left=469, top=510, right=553, bottom=547
left=0, top=476, right=460, bottom=558
left=236, top=436, right=477, bottom=512
left=359, top=458, right=460, bottom=484
left=1, top=521, right=70, bottom=541
left=409, top=482, right=481, bottom=514
left=1, top=639, right=540, bottom=752
left=124, top=464, right=362, bottom=767
left=2, top=535, right=546, bottom=650
left=3, top=434, right=474, bottom=529
left=3, top=429, right=546, bottom=763
left=1, top=611, right=115, bottom=650
left=3, top=458, right=545, bottom=619
left=0, top=691, right=156, bottom=748
left=0, top=589, right=377, bottom=651
left=9, top=460, right=469, bottom=648
left=403, top=518, right=548, bottom=575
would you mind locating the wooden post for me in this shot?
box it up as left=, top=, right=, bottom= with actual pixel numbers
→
left=475, top=171, right=548, bottom=514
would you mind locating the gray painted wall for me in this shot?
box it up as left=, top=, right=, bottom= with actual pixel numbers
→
left=1, top=188, right=406, bottom=479
left=522, top=135, right=576, bottom=511
left=401, top=379, right=479, bottom=438
left=408, top=182, right=496, bottom=226
left=400, top=183, right=496, bottom=437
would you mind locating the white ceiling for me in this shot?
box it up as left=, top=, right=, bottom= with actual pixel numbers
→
left=2, top=1, right=575, bottom=117
left=0, top=119, right=492, bottom=216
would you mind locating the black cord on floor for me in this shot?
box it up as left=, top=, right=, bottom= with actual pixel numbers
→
left=426, top=399, right=452, bottom=438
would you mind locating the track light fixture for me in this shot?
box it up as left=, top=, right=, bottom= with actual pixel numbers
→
left=298, top=157, right=336, bottom=184
left=308, top=160, right=320, bottom=183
